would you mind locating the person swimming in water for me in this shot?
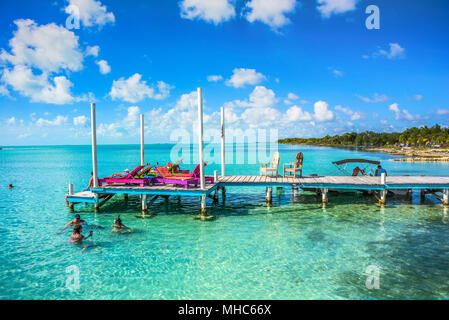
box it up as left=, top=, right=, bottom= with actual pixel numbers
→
left=112, top=216, right=131, bottom=232
left=8, top=184, right=13, bottom=189
left=58, top=214, right=86, bottom=234
left=69, top=224, right=93, bottom=244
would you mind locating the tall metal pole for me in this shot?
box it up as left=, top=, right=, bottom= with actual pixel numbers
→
left=91, top=103, right=99, bottom=188
left=221, top=106, right=225, bottom=176
left=140, top=114, right=145, bottom=166
left=197, top=88, right=205, bottom=189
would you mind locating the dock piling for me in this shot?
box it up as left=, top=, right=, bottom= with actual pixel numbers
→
left=142, top=194, right=148, bottom=214
left=197, top=88, right=205, bottom=190
left=195, top=194, right=213, bottom=220
left=443, top=189, right=448, bottom=207
left=266, top=187, right=273, bottom=204
left=140, top=114, right=145, bottom=166
left=321, top=188, right=328, bottom=205
left=221, top=106, right=225, bottom=176
left=91, top=103, right=99, bottom=189
left=379, top=189, right=387, bottom=206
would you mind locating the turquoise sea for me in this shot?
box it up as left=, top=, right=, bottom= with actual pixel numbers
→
left=1, top=144, right=449, bottom=299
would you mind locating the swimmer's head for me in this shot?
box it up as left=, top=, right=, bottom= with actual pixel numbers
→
left=114, top=216, right=122, bottom=225
left=8, top=184, right=13, bottom=188
left=74, top=214, right=81, bottom=221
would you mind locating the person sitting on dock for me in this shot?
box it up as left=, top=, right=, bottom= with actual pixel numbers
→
left=112, top=216, right=131, bottom=232
left=69, top=224, right=93, bottom=244
left=111, top=168, right=130, bottom=177
left=87, top=171, right=98, bottom=189
left=352, top=167, right=366, bottom=176
left=375, top=165, right=387, bottom=177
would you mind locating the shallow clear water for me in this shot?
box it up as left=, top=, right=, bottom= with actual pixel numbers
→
left=1, top=144, right=449, bottom=299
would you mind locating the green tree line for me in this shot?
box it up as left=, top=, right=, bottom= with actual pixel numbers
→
left=278, top=124, right=449, bottom=147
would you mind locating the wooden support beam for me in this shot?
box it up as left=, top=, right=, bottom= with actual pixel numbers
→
left=379, top=189, right=387, bottom=206
left=221, top=186, right=226, bottom=202
left=420, top=189, right=426, bottom=202
left=321, top=188, right=328, bottom=205
left=124, top=194, right=128, bottom=201
left=266, top=187, right=272, bottom=204
left=195, top=194, right=213, bottom=220
left=98, top=194, right=114, bottom=208
left=142, top=194, right=148, bottom=214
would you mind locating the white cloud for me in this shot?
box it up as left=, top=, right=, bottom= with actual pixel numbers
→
left=241, top=107, right=281, bottom=128
left=329, top=67, right=343, bottom=77
left=207, top=74, right=223, bottom=82
left=97, top=106, right=141, bottom=137
left=109, top=73, right=173, bottom=102
left=7, top=117, right=16, bottom=125
left=85, top=45, right=99, bottom=57
left=0, top=85, right=10, bottom=97
left=235, top=86, right=277, bottom=108
left=2, top=66, right=75, bottom=104
left=96, top=59, right=111, bottom=74
left=284, top=105, right=312, bottom=122
left=368, top=43, right=405, bottom=60
left=411, top=94, right=423, bottom=101
left=65, top=0, right=115, bottom=28
left=73, top=115, right=88, bottom=126
left=18, top=133, right=31, bottom=139
left=388, top=103, right=418, bottom=121
left=0, top=19, right=83, bottom=73
left=436, top=109, right=449, bottom=116
left=37, top=115, right=68, bottom=126
left=317, top=0, right=359, bottom=18
left=313, top=100, right=334, bottom=122
left=123, top=106, right=140, bottom=127
left=287, top=92, right=299, bottom=100
left=356, top=93, right=389, bottom=103
left=179, top=0, right=235, bottom=24
left=335, top=105, right=363, bottom=121
left=226, top=68, right=266, bottom=88
left=153, top=81, right=174, bottom=100
left=245, top=0, right=296, bottom=29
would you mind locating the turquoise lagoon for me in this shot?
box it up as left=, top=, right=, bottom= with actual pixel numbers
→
left=1, top=144, right=449, bottom=299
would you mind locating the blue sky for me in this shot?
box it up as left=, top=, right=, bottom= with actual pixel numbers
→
left=0, top=0, right=448, bottom=145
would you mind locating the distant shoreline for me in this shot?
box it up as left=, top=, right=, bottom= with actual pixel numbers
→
left=279, top=142, right=449, bottom=162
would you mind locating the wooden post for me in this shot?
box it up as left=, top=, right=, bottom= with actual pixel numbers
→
left=420, top=189, right=426, bottom=202
left=443, top=189, right=448, bottom=207
left=195, top=194, right=213, bottom=220
left=140, top=114, right=145, bottom=166
left=221, top=106, right=225, bottom=176
left=197, top=88, right=205, bottom=190
left=142, top=194, right=148, bottom=214
left=321, top=188, right=328, bottom=205
left=266, top=187, right=272, bottom=204
left=292, top=185, right=299, bottom=198
left=381, top=172, right=386, bottom=185
left=214, top=170, right=218, bottom=183
left=91, top=103, right=99, bottom=188
left=221, top=186, right=226, bottom=202
left=124, top=194, right=128, bottom=201
left=379, top=190, right=387, bottom=206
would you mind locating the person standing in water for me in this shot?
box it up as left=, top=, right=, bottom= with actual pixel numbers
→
left=112, top=216, right=131, bottom=232
left=69, top=224, right=93, bottom=244
left=59, top=214, right=86, bottom=233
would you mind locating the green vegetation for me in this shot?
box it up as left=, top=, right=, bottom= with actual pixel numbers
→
left=279, top=124, right=449, bottom=147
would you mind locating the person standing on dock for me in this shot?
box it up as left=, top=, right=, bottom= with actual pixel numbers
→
left=375, top=165, right=387, bottom=177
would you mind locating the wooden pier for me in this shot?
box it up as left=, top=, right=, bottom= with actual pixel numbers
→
left=66, top=175, right=449, bottom=218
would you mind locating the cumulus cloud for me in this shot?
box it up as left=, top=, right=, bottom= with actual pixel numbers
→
left=65, top=0, right=115, bottom=28
left=109, top=74, right=173, bottom=103
left=436, top=109, right=449, bottom=116
left=356, top=93, right=389, bottom=103
left=96, top=59, right=111, bottom=74
left=179, top=0, right=235, bottom=24
left=313, top=100, right=334, bottom=122
left=0, top=19, right=83, bottom=73
left=241, top=107, right=281, bottom=128
left=335, top=105, right=363, bottom=121
left=37, top=115, right=68, bottom=126
left=207, top=75, right=223, bottom=82
left=7, top=117, right=16, bottom=125
left=2, top=66, right=75, bottom=104
left=235, top=86, right=278, bottom=108
left=245, top=0, right=296, bottom=29
left=284, top=105, right=312, bottom=122
left=85, top=45, right=99, bottom=57
left=226, top=68, right=266, bottom=88
left=317, top=0, right=359, bottom=18
left=366, top=43, right=405, bottom=60
left=97, top=106, right=141, bottom=137
left=388, top=103, right=420, bottom=121
left=73, top=115, right=88, bottom=126
left=329, top=67, right=343, bottom=77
